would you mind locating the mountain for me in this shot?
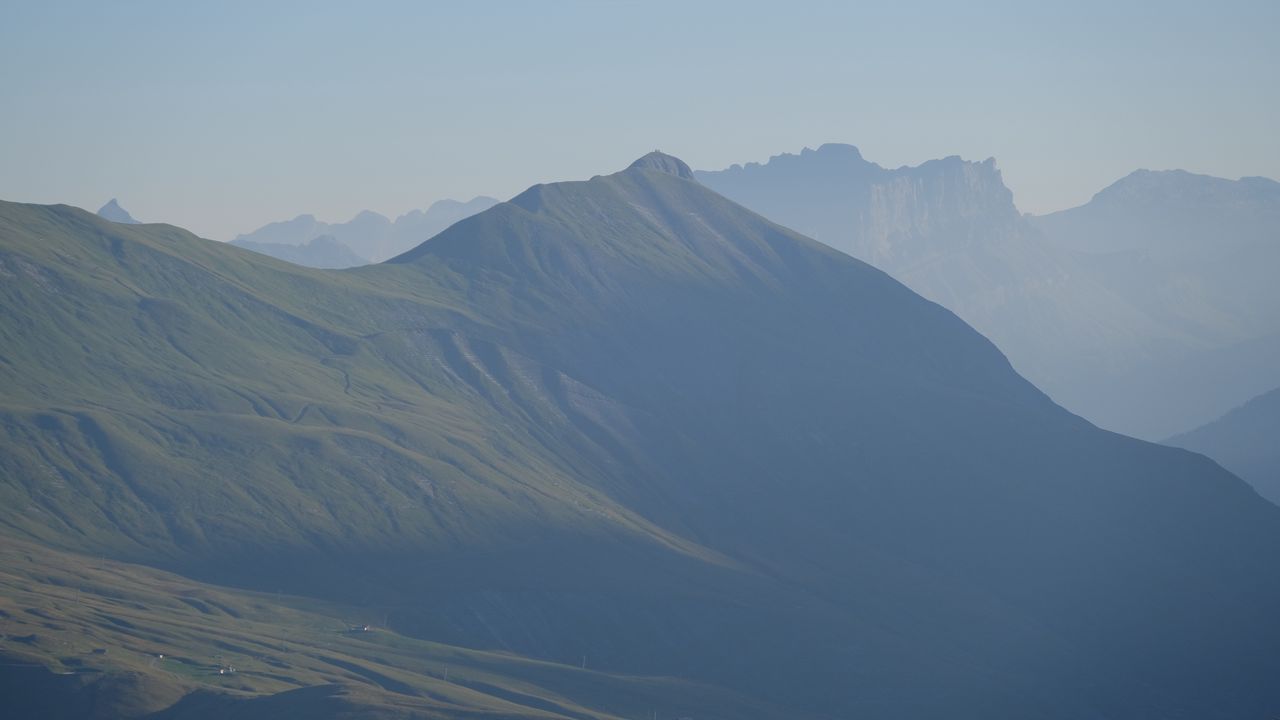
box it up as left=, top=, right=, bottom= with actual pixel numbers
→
left=697, top=145, right=1280, bottom=439
left=231, top=233, right=369, bottom=268
left=1033, top=169, right=1280, bottom=254
left=388, top=196, right=503, bottom=258
left=695, top=145, right=1157, bottom=435
left=4, top=153, right=1280, bottom=718
left=97, top=198, right=140, bottom=224
left=232, top=196, right=499, bottom=264
left=1166, top=386, right=1280, bottom=505
left=1029, top=170, right=1280, bottom=435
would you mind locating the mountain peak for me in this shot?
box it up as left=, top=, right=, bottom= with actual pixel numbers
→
left=1088, top=167, right=1279, bottom=208
left=811, top=143, right=864, bottom=160
left=96, top=198, right=139, bottom=224
left=627, top=151, right=695, bottom=180
left=349, top=210, right=391, bottom=226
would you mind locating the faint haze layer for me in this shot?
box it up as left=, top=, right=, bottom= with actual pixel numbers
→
left=1, top=0, right=1278, bottom=239
left=699, top=144, right=1280, bottom=440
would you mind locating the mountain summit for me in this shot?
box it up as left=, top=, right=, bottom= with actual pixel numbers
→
left=96, top=198, right=139, bottom=224
left=627, top=150, right=696, bottom=179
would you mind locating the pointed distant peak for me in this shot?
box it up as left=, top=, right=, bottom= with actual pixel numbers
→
left=97, top=198, right=139, bottom=224
left=627, top=151, right=695, bottom=180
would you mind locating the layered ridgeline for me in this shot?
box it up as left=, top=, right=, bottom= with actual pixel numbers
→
left=3, top=153, right=1280, bottom=718
left=697, top=145, right=1280, bottom=439
left=1032, top=170, right=1280, bottom=438
left=231, top=196, right=499, bottom=266
left=231, top=234, right=370, bottom=269
left=1166, top=386, right=1280, bottom=506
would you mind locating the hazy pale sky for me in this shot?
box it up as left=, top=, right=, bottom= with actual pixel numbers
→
left=2, top=0, right=1277, bottom=240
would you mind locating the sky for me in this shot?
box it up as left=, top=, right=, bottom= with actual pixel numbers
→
left=1, top=0, right=1278, bottom=240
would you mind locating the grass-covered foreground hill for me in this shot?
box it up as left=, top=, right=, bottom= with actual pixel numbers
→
left=3, top=153, right=1280, bottom=718
left=0, top=539, right=799, bottom=719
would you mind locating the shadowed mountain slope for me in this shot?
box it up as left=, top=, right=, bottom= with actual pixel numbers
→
left=3, top=155, right=1280, bottom=718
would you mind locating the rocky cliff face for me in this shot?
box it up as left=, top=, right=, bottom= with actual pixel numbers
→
left=858, top=157, right=1019, bottom=262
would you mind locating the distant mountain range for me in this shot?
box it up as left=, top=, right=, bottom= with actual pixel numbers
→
left=697, top=144, right=1280, bottom=439
left=96, top=198, right=139, bottom=224
left=230, top=233, right=369, bottom=269
left=4, top=153, right=1280, bottom=717
left=231, top=196, right=499, bottom=266
left=1166, top=386, right=1280, bottom=505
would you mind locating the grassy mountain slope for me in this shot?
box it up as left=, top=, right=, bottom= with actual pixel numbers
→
left=4, top=155, right=1280, bottom=717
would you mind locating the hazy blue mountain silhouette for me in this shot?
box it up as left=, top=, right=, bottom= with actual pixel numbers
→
left=1034, top=169, right=1280, bottom=254
left=698, top=145, right=1280, bottom=439
left=1031, top=170, right=1280, bottom=435
left=230, top=233, right=368, bottom=268
left=232, top=196, right=499, bottom=264
left=96, top=198, right=139, bottom=224
left=1166, top=386, right=1280, bottom=505
left=4, top=153, right=1280, bottom=717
